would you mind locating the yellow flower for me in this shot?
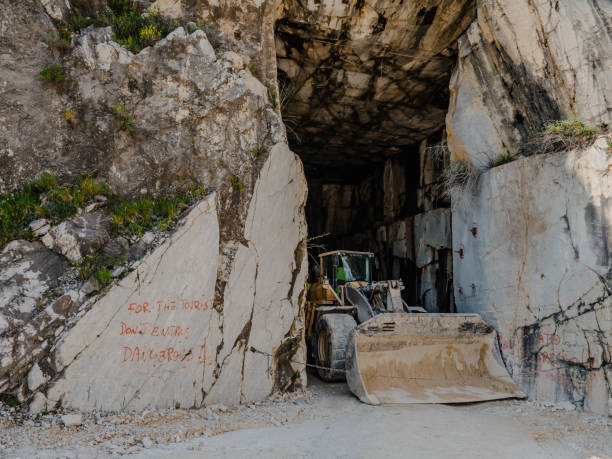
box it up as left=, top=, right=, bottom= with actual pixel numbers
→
left=139, top=25, right=162, bottom=43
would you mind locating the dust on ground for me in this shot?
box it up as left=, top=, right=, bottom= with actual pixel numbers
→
left=1, top=376, right=610, bottom=458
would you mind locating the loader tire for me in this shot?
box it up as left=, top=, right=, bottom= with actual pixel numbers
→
left=315, top=314, right=357, bottom=382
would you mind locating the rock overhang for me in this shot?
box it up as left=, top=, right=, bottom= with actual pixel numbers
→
left=275, top=0, right=476, bottom=167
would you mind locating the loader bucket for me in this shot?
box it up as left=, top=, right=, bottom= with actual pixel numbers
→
left=345, top=313, right=524, bottom=404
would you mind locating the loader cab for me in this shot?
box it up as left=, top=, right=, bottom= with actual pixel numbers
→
left=319, top=251, right=375, bottom=292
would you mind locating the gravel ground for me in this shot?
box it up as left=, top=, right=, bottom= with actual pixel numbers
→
left=1, top=376, right=610, bottom=458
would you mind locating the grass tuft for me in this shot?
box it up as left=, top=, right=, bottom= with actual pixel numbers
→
left=521, top=119, right=603, bottom=155
left=441, top=160, right=475, bottom=194
left=542, top=119, right=599, bottom=140
left=228, top=175, right=245, bottom=193
left=0, top=394, right=19, bottom=407
left=38, top=64, right=66, bottom=83
left=0, top=173, right=206, bottom=250
left=96, top=268, right=112, bottom=287
left=113, top=103, right=134, bottom=133
left=109, top=186, right=205, bottom=236
left=57, top=25, right=72, bottom=46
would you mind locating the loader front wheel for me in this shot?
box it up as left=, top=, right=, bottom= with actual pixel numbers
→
left=315, top=314, right=357, bottom=382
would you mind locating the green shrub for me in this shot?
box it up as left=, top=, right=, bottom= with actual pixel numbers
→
left=112, top=10, right=174, bottom=52
left=0, top=394, right=19, bottom=407
left=108, top=0, right=140, bottom=15
left=78, top=254, right=95, bottom=280
left=228, top=175, right=245, bottom=193
left=155, top=198, right=178, bottom=220
left=38, top=64, right=66, bottom=83
left=0, top=173, right=59, bottom=245
left=78, top=253, right=123, bottom=284
left=96, top=268, right=112, bottom=286
left=114, top=11, right=145, bottom=49
left=43, top=174, right=111, bottom=222
left=110, top=199, right=153, bottom=235
left=0, top=173, right=113, bottom=249
left=51, top=25, right=73, bottom=53
left=0, top=173, right=205, bottom=249
left=109, top=187, right=204, bottom=237
left=139, top=24, right=163, bottom=47
left=57, top=25, right=72, bottom=46
left=67, top=1, right=176, bottom=53
left=157, top=218, right=171, bottom=231
left=113, top=103, right=134, bottom=132
left=0, top=191, right=39, bottom=245
left=28, top=172, right=58, bottom=193
left=68, top=11, right=111, bottom=31
left=542, top=119, right=599, bottom=140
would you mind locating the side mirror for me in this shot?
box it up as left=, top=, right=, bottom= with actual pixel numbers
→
left=374, top=256, right=380, bottom=270
left=313, top=263, right=320, bottom=278
left=331, top=255, right=339, bottom=268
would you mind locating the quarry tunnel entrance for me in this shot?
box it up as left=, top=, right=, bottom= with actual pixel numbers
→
left=273, top=4, right=468, bottom=313
left=296, top=135, right=455, bottom=314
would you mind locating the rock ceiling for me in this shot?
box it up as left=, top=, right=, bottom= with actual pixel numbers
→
left=276, top=0, right=476, bottom=167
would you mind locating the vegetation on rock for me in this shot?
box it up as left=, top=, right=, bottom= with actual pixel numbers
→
left=77, top=253, right=121, bottom=289
left=521, top=119, right=606, bottom=155
left=68, top=0, right=176, bottom=53
left=441, top=160, right=476, bottom=198
left=38, top=64, right=66, bottom=83
left=109, top=190, right=204, bottom=237
left=64, top=108, right=75, bottom=123
left=57, top=25, right=72, bottom=45
left=78, top=253, right=119, bottom=281
left=112, top=103, right=134, bottom=132
left=0, top=173, right=205, bottom=249
left=542, top=119, right=600, bottom=141
left=95, top=268, right=112, bottom=287
left=1, top=172, right=208, bottom=301
left=139, top=24, right=164, bottom=47
left=0, top=174, right=110, bottom=247
left=52, top=25, right=73, bottom=53
left=440, top=119, right=611, bottom=203
left=228, top=175, right=245, bottom=193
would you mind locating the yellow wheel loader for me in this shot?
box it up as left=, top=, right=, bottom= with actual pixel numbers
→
left=305, top=250, right=524, bottom=405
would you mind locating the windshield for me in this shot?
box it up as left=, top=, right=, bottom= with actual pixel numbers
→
left=337, top=254, right=370, bottom=283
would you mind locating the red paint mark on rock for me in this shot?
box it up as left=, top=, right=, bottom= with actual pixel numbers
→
left=469, top=222, right=478, bottom=238
left=455, top=243, right=465, bottom=259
